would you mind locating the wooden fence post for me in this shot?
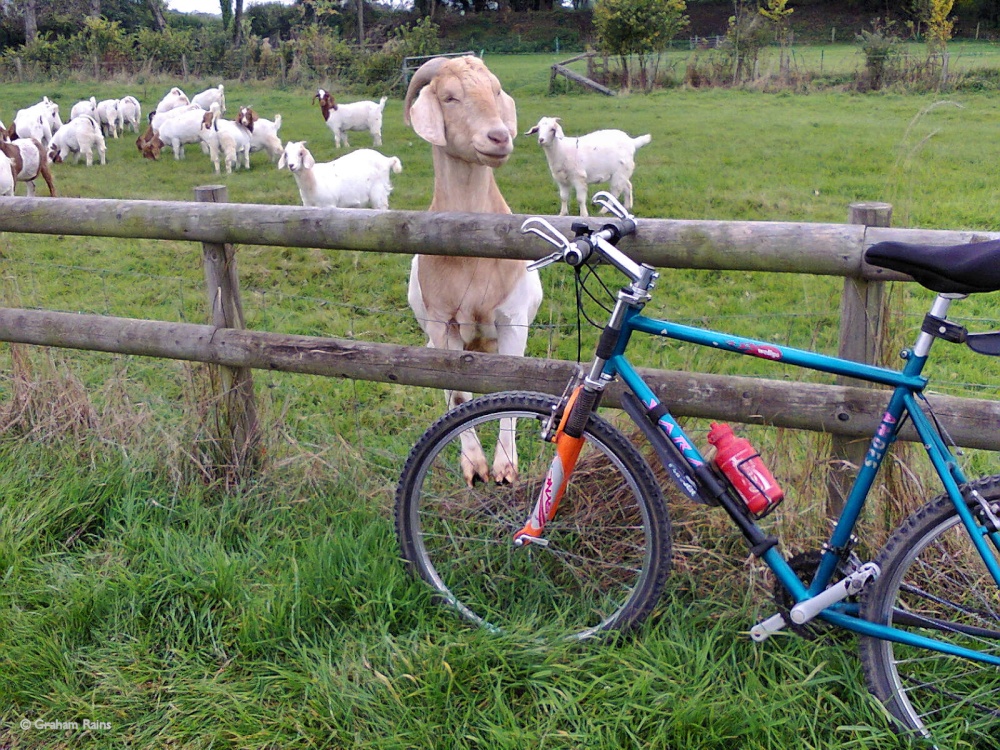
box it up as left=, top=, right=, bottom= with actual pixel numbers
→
left=195, top=185, right=261, bottom=480
left=826, top=202, right=892, bottom=516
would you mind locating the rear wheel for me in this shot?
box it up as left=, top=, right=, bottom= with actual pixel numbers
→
left=860, top=475, right=1000, bottom=746
left=395, top=391, right=672, bottom=640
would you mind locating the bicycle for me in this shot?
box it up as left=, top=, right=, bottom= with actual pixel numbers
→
left=394, top=192, right=1000, bottom=746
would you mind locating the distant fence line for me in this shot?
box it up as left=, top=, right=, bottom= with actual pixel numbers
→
left=2, top=192, right=1000, bottom=479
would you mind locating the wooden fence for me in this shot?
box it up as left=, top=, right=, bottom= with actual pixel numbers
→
left=2, top=191, right=1000, bottom=488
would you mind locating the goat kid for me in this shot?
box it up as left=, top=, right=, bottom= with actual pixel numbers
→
left=70, top=96, right=98, bottom=121
left=154, top=87, right=189, bottom=114
left=199, top=105, right=251, bottom=174
left=119, top=96, right=142, bottom=133
left=404, top=55, right=543, bottom=485
left=278, top=141, right=401, bottom=209
left=10, top=97, right=62, bottom=146
left=0, top=150, right=14, bottom=196
left=0, top=133, right=57, bottom=197
left=525, top=116, right=651, bottom=218
left=314, top=89, right=387, bottom=149
left=96, top=99, right=123, bottom=139
left=49, top=115, right=106, bottom=167
left=191, top=84, right=225, bottom=114
left=236, top=106, right=283, bottom=163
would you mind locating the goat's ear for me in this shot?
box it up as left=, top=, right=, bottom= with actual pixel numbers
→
left=302, top=149, right=316, bottom=170
left=524, top=124, right=539, bottom=136
left=499, top=90, right=517, bottom=141
left=277, top=152, right=287, bottom=169
left=408, top=86, right=447, bottom=147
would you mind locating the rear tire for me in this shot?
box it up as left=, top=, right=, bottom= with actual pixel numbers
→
left=860, top=475, right=1000, bottom=746
left=395, top=391, right=672, bottom=640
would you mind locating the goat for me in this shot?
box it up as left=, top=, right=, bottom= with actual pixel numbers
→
left=278, top=141, right=401, bottom=209
left=314, top=89, right=387, bottom=149
left=11, top=97, right=62, bottom=146
left=0, top=150, right=14, bottom=196
left=199, top=104, right=251, bottom=173
left=96, top=98, right=122, bottom=139
left=118, top=96, right=142, bottom=133
left=149, top=106, right=211, bottom=160
left=70, top=96, right=98, bottom=121
left=154, top=87, right=189, bottom=114
left=48, top=114, right=106, bottom=167
left=0, top=133, right=57, bottom=197
left=136, top=112, right=159, bottom=159
left=525, top=116, right=651, bottom=218
left=236, top=106, right=283, bottom=162
left=403, top=55, right=543, bottom=485
left=191, top=84, right=225, bottom=114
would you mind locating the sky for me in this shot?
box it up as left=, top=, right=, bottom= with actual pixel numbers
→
left=165, top=0, right=294, bottom=15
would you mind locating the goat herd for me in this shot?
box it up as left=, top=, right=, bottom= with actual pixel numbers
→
left=0, top=56, right=652, bottom=483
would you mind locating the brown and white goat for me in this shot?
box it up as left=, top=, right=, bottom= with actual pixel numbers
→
left=404, top=55, right=543, bottom=485
left=0, top=127, right=56, bottom=197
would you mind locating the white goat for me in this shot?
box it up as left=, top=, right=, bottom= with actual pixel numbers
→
left=199, top=104, right=251, bottom=173
left=96, top=98, right=122, bottom=139
left=150, top=102, right=202, bottom=132
left=0, top=150, right=15, bottom=196
left=11, top=97, right=62, bottom=146
left=70, top=97, right=98, bottom=121
left=236, top=106, right=283, bottom=162
left=151, top=106, right=211, bottom=160
left=404, top=55, right=543, bottom=485
left=155, top=87, right=189, bottom=114
left=314, top=89, right=386, bottom=149
left=48, top=115, right=106, bottom=167
left=118, top=96, right=142, bottom=133
left=191, top=84, right=225, bottom=114
left=278, top=141, right=401, bottom=209
left=525, top=116, right=651, bottom=218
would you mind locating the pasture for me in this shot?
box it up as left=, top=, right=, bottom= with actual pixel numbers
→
left=3, top=52, right=1000, bottom=748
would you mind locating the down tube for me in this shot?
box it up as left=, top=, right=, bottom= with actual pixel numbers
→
left=612, top=356, right=708, bottom=468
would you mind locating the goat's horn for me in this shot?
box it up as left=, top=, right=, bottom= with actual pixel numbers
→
left=403, top=56, right=451, bottom=126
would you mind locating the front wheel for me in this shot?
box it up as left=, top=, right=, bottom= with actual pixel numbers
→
left=860, top=475, right=1000, bottom=746
left=395, top=391, right=672, bottom=640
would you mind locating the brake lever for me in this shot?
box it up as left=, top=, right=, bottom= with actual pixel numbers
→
left=592, top=191, right=633, bottom=221
left=521, top=217, right=573, bottom=251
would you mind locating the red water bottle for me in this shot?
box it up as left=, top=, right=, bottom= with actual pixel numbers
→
left=707, top=422, right=784, bottom=518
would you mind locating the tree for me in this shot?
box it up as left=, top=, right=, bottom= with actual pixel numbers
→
left=593, top=0, right=688, bottom=89
left=22, top=0, right=37, bottom=41
left=147, top=0, right=166, bottom=31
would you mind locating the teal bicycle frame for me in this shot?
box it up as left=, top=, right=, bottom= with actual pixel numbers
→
left=603, top=298, right=1000, bottom=666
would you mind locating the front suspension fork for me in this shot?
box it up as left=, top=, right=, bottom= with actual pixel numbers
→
left=513, top=386, right=595, bottom=545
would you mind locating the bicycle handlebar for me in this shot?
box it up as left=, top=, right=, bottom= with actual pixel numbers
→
left=520, top=192, right=646, bottom=284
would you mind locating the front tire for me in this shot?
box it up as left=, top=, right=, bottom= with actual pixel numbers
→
left=395, top=391, right=672, bottom=640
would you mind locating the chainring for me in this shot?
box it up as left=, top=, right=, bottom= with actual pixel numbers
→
left=773, top=550, right=859, bottom=642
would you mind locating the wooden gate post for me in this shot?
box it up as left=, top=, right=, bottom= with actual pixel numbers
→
left=826, top=202, right=892, bottom=517
left=195, top=185, right=261, bottom=479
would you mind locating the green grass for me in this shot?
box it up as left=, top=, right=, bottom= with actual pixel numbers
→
left=3, top=56, right=1000, bottom=747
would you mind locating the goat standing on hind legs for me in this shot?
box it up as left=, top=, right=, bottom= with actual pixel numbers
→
left=404, top=55, right=543, bottom=487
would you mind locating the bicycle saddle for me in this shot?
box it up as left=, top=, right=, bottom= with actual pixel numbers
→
left=864, top=239, right=1000, bottom=294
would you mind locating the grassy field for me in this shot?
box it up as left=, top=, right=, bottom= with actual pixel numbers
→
left=3, top=52, right=1000, bottom=748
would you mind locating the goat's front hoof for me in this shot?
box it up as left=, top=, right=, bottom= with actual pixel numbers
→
left=461, top=452, right=490, bottom=487
left=491, top=461, right=518, bottom=486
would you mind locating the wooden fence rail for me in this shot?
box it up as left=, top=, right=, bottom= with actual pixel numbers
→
left=2, top=194, right=1000, bottom=465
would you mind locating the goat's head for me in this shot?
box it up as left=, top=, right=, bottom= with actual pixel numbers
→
left=237, top=106, right=257, bottom=132
left=48, top=142, right=62, bottom=164
left=313, top=89, right=336, bottom=116
left=139, top=134, right=163, bottom=160
left=277, top=141, right=314, bottom=173
left=277, top=141, right=312, bottom=172
left=525, top=116, right=563, bottom=147
left=403, top=55, right=517, bottom=168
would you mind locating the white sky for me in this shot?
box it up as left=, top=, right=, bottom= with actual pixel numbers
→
left=165, top=0, right=294, bottom=15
